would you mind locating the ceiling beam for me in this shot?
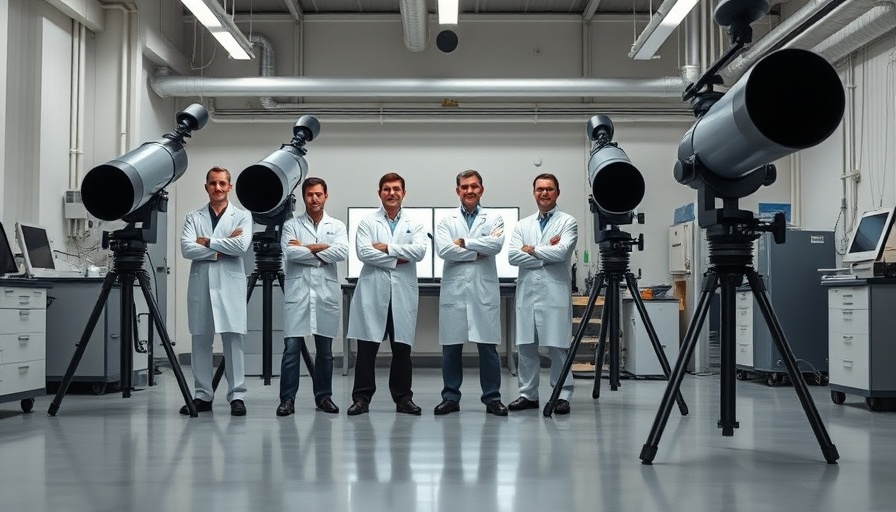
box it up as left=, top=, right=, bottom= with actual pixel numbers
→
left=283, top=0, right=303, bottom=21
left=583, top=0, right=602, bottom=22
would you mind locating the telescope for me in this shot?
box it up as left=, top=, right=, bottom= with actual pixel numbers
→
left=236, top=116, right=320, bottom=226
left=81, top=103, right=209, bottom=222
left=586, top=115, right=645, bottom=231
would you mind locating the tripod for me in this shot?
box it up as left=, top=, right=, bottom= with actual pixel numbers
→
left=543, top=224, right=688, bottom=417
left=639, top=198, right=839, bottom=464
left=48, top=199, right=197, bottom=417
left=212, top=225, right=314, bottom=389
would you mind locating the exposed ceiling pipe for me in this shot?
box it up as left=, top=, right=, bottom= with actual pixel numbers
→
left=782, top=0, right=884, bottom=50
left=813, top=2, right=896, bottom=62
left=150, top=73, right=685, bottom=99
left=399, top=0, right=429, bottom=52
left=249, top=34, right=279, bottom=109
left=721, top=0, right=851, bottom=83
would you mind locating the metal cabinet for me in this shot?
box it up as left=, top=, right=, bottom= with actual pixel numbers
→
left=827, top=281, right=896, bottom=411
left=0, top=283, right=48, bottom=412
left=622, top=299, right=679, bottom=377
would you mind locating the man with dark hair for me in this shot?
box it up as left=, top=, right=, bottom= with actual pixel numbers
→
left=346, top=172, right=427, bottom=416
left=433, top=169, right=508, bottom=416
left=507, top=173, right=578, bottom=414
left=277, top=177, right=348, bottom=416
left=180, top=166, right=253, bottom=416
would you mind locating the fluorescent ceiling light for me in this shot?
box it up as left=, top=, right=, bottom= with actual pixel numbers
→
left=439, top=0, right=459, bottom=25
left=181, top=0, right=254, bottom=60
left=629, top=0, right=700, bottom=60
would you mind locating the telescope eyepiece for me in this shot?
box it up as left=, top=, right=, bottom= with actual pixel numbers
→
left=176, top=104, right=209, bottom=132
left=293, top=115, right=321, bottom=143
left=586, top=115, right=614, bottom=143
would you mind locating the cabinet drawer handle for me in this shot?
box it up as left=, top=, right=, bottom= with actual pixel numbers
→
left=18, top=365, right=30, bottom=371
left=110, top=334, right=120, bottom=339
left=18, top=296, right=31, bottom=305
left=18, top=310, right=30, bottom=318
left=18, top=335, right=30, bottom=342
left=842, top=360, right=853, bottom=368
left=842, top=335, right=853, bottom=343
left=3, top=289, right=12, bottom=295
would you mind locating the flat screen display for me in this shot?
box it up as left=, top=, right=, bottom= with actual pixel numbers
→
left=432, top=207, right=519, bottom=280
left=843, top=208, right=896, bottom=264
left=346, top=207, right=434, bottom=280
left=0, top=221, right=19, bottom=274
left=16, top=222, right=55, bottom=273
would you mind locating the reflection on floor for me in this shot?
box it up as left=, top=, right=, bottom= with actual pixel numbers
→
left=1, top=367, right=895, bottom=512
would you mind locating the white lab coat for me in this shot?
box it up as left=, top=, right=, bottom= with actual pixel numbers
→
left=508, top=208, right=578, bottom=348
left=346, top=208, right=428, bottom=346
left=181, top=203, right=253, bottom=335
left=281, top=212, right=348, bottom=338
left=435, top=208, right=504, bottom=345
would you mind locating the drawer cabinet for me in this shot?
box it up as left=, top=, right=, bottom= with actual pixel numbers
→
left=0, top=284, right=48, bottom=412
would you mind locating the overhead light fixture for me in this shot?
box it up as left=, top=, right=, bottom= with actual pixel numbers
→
left=438, top=0, right=459, bottom=25
left=181, top=0, right=255, bottom=60
left=628, top=0, right=700, bottom=60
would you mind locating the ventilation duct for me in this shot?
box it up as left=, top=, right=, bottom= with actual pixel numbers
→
left=781, top=0, right=883, bottom=50
left=814, top=2, right=896, bottom=62
left=400, top=0, right=428, bottom=52
left=250, top=34, right=278, bottom=109
left=721, top=0, right=852, bottom=83
left=150, top=73, right=685, bottom=99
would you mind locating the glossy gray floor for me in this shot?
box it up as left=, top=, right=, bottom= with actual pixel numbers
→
left=1, top=367, right=895, bottom=512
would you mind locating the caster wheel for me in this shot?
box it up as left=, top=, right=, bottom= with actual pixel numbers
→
left=866, top=397, right=883, bottom=412
left=20, top=398, right=34, bottom=413
left=831, top=391, right=846, bottom=405
left=767, top=374, right=783, bottom=387
left=736, top=370, right=747, bottom=381
left=91, top=382, right=107, bottom=395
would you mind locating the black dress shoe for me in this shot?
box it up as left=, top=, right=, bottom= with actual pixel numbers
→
left=230, top=399, right=247, bottom=416
left=179, top=398, right=212, bottom=415
left=508, top=396, right=539, bottom=411
left=433, top=399, right=460, bottom=415
left=554, top=399, right=571, bottom=415
left=276, top=399, right=295, bottom=417
left=485, top=400, right=508, bottom=416
left=396, top=397, right=422, bottom=415
left=347, top=400, right=369, bottom=416
left=316, top=397, right=339, bottom=414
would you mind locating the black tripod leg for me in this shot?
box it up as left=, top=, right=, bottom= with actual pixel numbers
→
left=607, top=276, right=621, bottom=391
left=625, top=273, right=688, bottom=415
left=640, top=271, right=719, bottom=464
left=592, top=296, right=610, bottom=399
left=48, top=272, right=118, bottom=416
left=135, top=272, right=197, bottom=417
left=542, top=273, right=605, bottom=417
left=718, top=275, right=740, bottom=436
left=120, top=275, right=135, bottom=398
left=746, top=271, right=839, bottom=463
left=261, top=274, right=275, bottom=385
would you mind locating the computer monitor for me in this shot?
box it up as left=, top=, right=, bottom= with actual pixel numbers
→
left=15, top=221, right=56, bottom=277
left=432, top=206, right=519, bottom=281
left=346, top=207, right=434, bottom=280
left=842, top=207, right=896, bottom=264
left=0, top=221, right=20, bottom=275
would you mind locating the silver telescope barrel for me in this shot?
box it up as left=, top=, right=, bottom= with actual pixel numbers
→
left=586, top=115, right=645, bottom=216
left=236, top=146, right=309, bottom=215
left=80, top=103, right=208, bottom=221
left=678, top=48, right=844, bottom=178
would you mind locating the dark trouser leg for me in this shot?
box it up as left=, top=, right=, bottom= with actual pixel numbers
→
left=312, top=334, right=334, bottom=403
left=477, top=343, right=502, bottom=404
left=440, top=344, right=464, bottom=402
left=279, top=336, right=303, bottom=401
left=385, top=303, right=413, bottom=402
left=352, top=339, right=380, bottom=403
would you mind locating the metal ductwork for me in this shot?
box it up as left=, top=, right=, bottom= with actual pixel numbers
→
left=721, top=0, right=854, bottom=83
left=782, top=0, right=883, bottom=50
left=150, top=74, right=685, bottom=99
left=250, top=34, right=278, bottom=109
left=400, top=0, right=428, bottom=52
left=814, top=2, right=896, bottom=62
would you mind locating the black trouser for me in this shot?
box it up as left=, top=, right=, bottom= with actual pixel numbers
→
left=351, top=302, right=413, bottom=404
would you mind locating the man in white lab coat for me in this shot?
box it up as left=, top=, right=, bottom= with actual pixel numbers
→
left=180, top=166, right=253, bottom=416
left=277, top=177, right=348, bottom=416
left=433, top=169, right=508, bottom=416
left=508, top=173, right=578, bottom=414
left=346, top=172, right=428, bottom=416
